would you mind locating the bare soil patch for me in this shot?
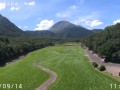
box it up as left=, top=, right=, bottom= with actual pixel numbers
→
left=85, top=48, right=120, bottom=77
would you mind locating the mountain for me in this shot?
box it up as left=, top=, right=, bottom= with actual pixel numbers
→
left=50, top=20, right=94, bottom=39
left=0, top=14, right=25, bottom=36
left=26, top=30, right=55, bottom=38
left=92, top=29, right=103, bottom=33
left=50, top=20, right=76, bottom=31
left=81, top=23, right=120, bottom=63
left=0, top=14, right=95, bottom=39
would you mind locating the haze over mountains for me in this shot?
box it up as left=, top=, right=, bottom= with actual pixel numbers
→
left=0, top=14, right=102, bottom=38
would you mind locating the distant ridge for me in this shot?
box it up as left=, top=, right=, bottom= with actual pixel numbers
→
left=92, top=29, right=103, bottom=33
left=26, top=30, right=55, bottom=38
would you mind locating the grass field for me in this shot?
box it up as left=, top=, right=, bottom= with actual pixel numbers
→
left=0, top=49, right=50, bottom=90
left=0, top=43, right=120, bottom=90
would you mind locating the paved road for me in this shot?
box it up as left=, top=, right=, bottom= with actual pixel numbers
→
left=35, top=62, right=57, bottom=90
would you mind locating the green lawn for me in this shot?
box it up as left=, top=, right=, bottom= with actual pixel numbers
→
left=0, top=44, right=119, bottom=90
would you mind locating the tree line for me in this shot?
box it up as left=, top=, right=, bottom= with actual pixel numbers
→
left=81, top=23, right=120, bottom=63
left=0, top=36, right=64, bottom=65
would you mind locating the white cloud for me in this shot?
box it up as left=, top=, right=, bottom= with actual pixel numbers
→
left=10, top=7, right=20, bottom=11
left=75, top=19, right=103, bottom=27
left=86, top=20, right=103, bottom=27
left=74, top=13, right=103, bottom=27
left=0, top=2, right=6, bottom=10
left=24, top=1, right=35, bottom=6
left=113, top=19, right=120, bottom=24
left=34, top=20, right=54, bottom=30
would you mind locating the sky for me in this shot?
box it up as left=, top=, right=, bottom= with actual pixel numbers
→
left=0, top=0, right=120, bottom=31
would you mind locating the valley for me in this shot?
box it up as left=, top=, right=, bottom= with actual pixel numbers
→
left=0, top=44, right=119, bottom=90
left=0, top=12, right=120, bottom=90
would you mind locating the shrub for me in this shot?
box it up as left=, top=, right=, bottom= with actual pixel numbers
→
left=92, top=62, right=98, bottom=68
left=99, top=65, right=106, bottom=71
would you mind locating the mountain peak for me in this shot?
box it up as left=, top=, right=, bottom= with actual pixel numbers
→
left=56, top=20, right=71, bottom=24
left=49, top=20, right=94, bottom=38
left=50, top=20, right=76, bottom=31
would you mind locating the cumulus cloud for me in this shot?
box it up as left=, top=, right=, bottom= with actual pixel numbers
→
left=113, top=19, right=120, bottom=24
left=75, top=19, right=103, bottom=27
left=74, top=13, right=103, bottom=27
left=34, top=20, right=54, bottom=30
left=86, top=20, right=103, bottom=27
left=24, top=1, right=35, bottom=6
left=10, top=7, right=20, bottom=11
left=0, top=2, right=6, bottom=10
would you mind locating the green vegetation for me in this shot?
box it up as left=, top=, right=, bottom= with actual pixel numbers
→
left=98, top=65, right=106, bottom=71
left=0, top=11, right=120, bottom=90
left=0, top=49, right=50, bottom=90
left=92, top=62, right=98, bottom=68
left=39, top=44, right=120, bottom=90
left=0, top=44, right=119, bottom=90
left=81, top=23, right=120, bottom=63
left=0, top=37, right=58, bottom=65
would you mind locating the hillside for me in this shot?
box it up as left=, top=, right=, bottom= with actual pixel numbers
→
left=92, top=29, right=103, bottom=33
left=26, top=30, right=55, bottom=38
left=0, top=14, right=26, bottom=36
left=50, top=20, right=94, bottom=39
left=81, top=23, right=120, bottom=63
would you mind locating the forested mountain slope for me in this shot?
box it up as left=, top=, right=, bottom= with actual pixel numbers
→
left=81, top=23, right=120, bottom=63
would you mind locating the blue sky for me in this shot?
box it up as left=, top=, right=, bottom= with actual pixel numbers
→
left=0, top=0, right=120, bottom=31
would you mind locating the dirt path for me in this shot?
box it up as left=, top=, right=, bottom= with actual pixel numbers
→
left=84, top=48, right=120, bottom=77
left=35, top=62, right=57, bottom=90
